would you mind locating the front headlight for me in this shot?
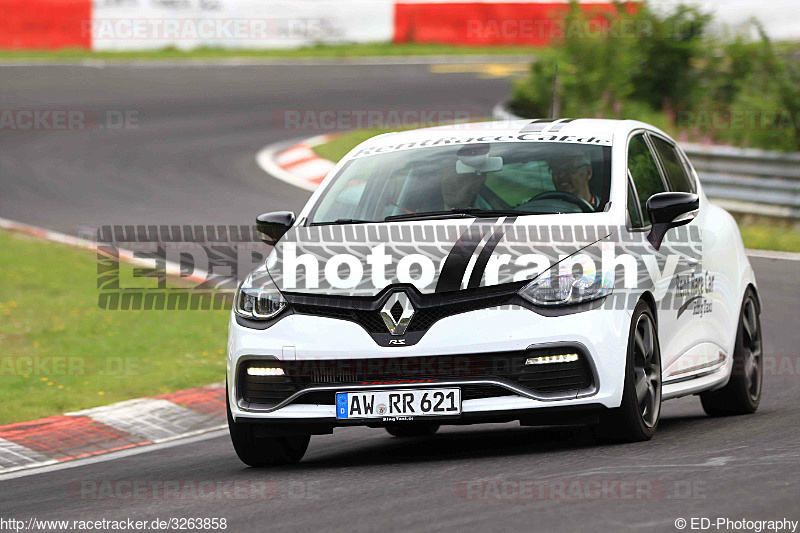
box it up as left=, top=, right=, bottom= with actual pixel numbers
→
left=234, top=263, right=286, bottom=319
left=518, top=252, right=612, bottom=306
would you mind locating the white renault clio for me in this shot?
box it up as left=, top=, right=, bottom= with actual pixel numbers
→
left=227, top=119, right=762, bottom=466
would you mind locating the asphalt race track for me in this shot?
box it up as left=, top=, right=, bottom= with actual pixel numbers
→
left=1, top=63, right=799, bottom=532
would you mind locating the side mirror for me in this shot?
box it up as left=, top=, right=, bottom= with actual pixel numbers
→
left=256, top=211, right=295, bottom=246
left=646, top=192, right=699, bottom=250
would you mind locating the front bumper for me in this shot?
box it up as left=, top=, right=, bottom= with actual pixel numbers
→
left=227, top=304, right=631, bottom=423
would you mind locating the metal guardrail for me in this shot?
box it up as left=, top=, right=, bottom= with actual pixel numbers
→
left=492, top=102, right=800, bottom=221
left=681, top=144, right=800, bottom=220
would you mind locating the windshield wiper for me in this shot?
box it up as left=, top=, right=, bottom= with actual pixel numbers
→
left=385, top=208, right=541, bottom=222
left=310, top=209, right=556, bottom=226
left=309, top=218, right=373, bottom=226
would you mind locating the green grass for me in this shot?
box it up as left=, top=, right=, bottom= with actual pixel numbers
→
left=0, top=230, right=230, bottom=424
left=312, top=128, right=400, bottom=161
left=739, top=223, right=800, bottom=253
left=0, top=43, right=541, bottom=62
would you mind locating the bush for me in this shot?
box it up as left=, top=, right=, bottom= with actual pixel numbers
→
left=510, top=1, right=800, bottom=152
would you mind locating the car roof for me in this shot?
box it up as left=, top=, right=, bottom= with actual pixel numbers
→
left=417, top=118, right=626, bottom=137
left=348, top=118, right=664, bottom=157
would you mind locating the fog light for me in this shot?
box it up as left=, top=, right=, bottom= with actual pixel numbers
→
left=247, top=366, right=285, bottom=376
left=525, top=353, right=579, bottom=365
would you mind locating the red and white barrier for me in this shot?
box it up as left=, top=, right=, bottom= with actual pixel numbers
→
left=394, top=0, right=629, bottom=46
left=0, top=0, right=620, bottom=51
left=1, top=0, right=798, bottom=52
left=0, top=0, right=91, bottom=50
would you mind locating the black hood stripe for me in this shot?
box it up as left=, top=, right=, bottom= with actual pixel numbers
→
left=435, top=221, right=484, bottom=293
left=466, top=216, right=515, bottom=289
left=466, top=229, right=504, bottom=289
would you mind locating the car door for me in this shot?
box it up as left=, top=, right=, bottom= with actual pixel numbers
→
left=626, top=131, right=705, bottom=375
left=647, top=133, right=731, bottom=378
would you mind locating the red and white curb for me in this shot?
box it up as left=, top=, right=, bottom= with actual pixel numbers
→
left=0, top=384, right=226, bottom=474
left=256, top=134, right=335, bottom=192
left=0, top=219, right=238, bottom=475
left=0, top=217, right=233, bottom=285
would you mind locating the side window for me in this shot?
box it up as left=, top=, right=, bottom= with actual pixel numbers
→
left=627, top=133, right=666, bottom=225
left=627, top=176, right=643, bottom=228
left=650, top=135, right=695, bottom=193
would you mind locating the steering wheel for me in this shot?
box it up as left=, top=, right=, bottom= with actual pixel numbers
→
left=526, top=191, right=595, bottom=213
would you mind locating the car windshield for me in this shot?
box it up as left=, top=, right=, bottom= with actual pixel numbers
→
left=308, top=142, right=612, bottom=225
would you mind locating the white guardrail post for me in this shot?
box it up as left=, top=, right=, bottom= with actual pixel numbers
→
left=493, top=102, right=800, bottom=222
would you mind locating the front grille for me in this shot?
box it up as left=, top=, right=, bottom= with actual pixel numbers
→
left=291, top=295, right=512, bottom=333
left=284, top=283, right=522, bottom=335
left=291, top=304, right=387, bottom=332
left=238, top=348, right=594, bottom=409
left=460, top=384, right=515, bottom=400
left=406, top=294, right=512, bottom=332
left=286, top=352, right=592, bottom=390
left=515, top=361, right=593, bottom=392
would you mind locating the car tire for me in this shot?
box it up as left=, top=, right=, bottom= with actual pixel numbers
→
left=385, top=422, right=440, bottom=438
left=594, top=300, right=662, bottom=443
left=226, top=387, right=310, bottom=467
left=700, top=289, right=762, bottom=416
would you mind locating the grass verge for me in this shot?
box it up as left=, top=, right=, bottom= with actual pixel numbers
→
left=312, top=128, right=800, bottom=253
left=0, top=43, right=541, bottom=63
left=311, top=128, right=398, bottom=161
left=738, top=224, right=800, bottom=253
left=0, top=230, right=230, bottom=424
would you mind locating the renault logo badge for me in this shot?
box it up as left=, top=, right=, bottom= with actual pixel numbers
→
left=380, top=292, right=415, bottom=335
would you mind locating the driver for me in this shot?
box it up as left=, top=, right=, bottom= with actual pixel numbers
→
left=547, top=152, right=599, bottom=209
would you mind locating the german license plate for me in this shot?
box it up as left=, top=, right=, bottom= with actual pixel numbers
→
left=336, top=388, right=461, bottom=419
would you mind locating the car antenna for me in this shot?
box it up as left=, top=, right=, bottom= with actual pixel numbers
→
left=550, top=63, right=559, bottom=119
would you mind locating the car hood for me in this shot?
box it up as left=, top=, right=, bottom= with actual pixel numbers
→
left=267, top=214, right=615, bottom=297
